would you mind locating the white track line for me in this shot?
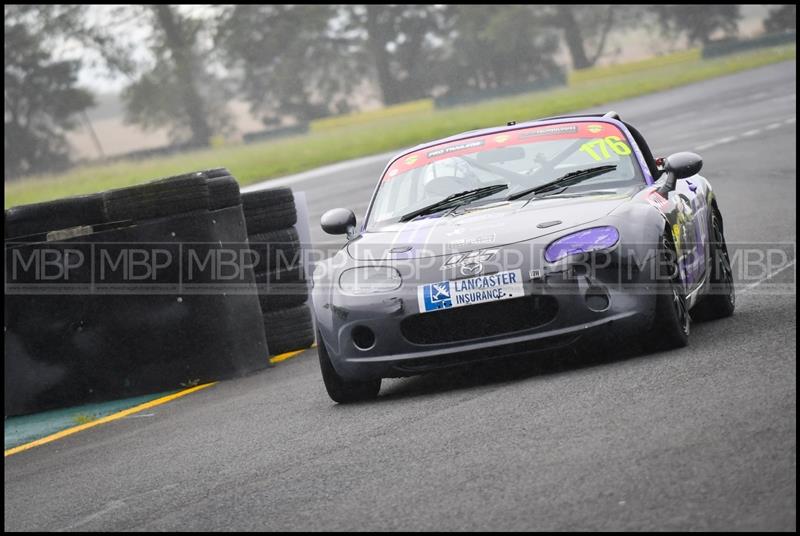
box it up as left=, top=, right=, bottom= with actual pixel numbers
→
left=694, top=116, right=795, bottom=152
left=740, top=259, right=797, bottom=294
left=741, top=129, right=762, bottom=137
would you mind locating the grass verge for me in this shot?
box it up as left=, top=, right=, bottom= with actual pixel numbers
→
left=5, top=44, right=795, bottom=208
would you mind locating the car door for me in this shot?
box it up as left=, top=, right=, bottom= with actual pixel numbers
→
left=671, top=177, right=708, bottom=291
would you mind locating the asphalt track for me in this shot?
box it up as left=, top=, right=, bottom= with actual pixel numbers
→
left=4, top=61, right=796, bottom=531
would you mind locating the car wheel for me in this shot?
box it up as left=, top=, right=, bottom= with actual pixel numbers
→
left=692, top=208, right=735, bottom=321
left=644, top=232, right=690, bottom=351
left=317, top=330, right=381, bottom=403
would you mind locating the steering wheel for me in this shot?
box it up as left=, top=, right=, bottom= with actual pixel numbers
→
left=424, top=175, right=480, bottom=196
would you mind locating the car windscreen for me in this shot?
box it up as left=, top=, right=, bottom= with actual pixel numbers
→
left=367, top=121, right=644, bottom=229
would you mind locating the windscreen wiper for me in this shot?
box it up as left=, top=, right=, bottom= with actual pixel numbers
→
left=399, top=183, right=508, bottom=222
left=506, top=164, right=617, bottom=201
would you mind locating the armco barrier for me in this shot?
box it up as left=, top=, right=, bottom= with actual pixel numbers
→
left=702, top=31, right=796, bottom=58
left=4, top=204, right=269, bottom=417
left=434, top=72, right=566, bottom=109
left=242, top=124, right=309, bottom=144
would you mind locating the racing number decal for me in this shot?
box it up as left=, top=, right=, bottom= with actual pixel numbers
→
left=580, top=136, right=632, bottom=161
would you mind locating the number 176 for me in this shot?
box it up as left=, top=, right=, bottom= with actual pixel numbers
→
left=580, top=136, right=632, bottom=161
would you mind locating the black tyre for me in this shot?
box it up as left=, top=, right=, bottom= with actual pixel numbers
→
left=104, top=173, right=210, bottom=223
left=263, top=303, right=315, bottom=355
left=317, top=330, right=381, bottom=403
left=242, top=187, right=297, bottom=234
left=691, top=208, right=736, bottom=321
left=5, top=193, right=105, bottom=239
left=207, top=176, right=241, bottom=210
left=257, top=291, right=308, bottom=312
left=644, top=232, right=690, bottom=351
left=249, top=227, right=301, bottom=273
left=253, top=264, right=308, bottom=311
left=200, top=167, right=231, bottom=179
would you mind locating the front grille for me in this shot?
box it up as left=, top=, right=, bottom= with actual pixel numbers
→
left=401, top=295, right=558, bottom=345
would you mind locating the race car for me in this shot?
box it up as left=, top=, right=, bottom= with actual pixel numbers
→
left=311, top=111, right=735, bottom=403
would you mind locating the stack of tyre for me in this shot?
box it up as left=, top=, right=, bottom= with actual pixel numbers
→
left=241, top=187, right=315, bottom=356
left=4, top=168, right=274, bottom=415
left=5, top=167, right=241, bottom=240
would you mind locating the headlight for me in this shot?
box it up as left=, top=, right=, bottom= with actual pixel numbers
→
left=544, top=226, right=619, bottom=263
left=338, top=266, right=402, bottom=295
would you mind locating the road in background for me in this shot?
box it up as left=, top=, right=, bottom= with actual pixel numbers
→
left=5, top=61, right=796, bottom=531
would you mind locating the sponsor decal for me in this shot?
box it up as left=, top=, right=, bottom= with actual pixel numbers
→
left=520, top=125, right=578, bottom=138
left=647, top=190, right=669, bottom=210
left=449, top=233, right=496, bottom=249
left=381, top=121, right=630, bottom=180
left=418, top=269, right=524, bottom=313
left=426, top=139, right=485, bottom=159
left=420, top=281, right=453, bottom=311
left=441, top=249, right=497, bottom=270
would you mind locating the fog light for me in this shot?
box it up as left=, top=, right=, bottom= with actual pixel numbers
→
left=585, top=286, right=610, bottom=312
left=352, top=325, right=376, bottom=351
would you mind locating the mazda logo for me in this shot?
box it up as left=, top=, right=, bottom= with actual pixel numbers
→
left=460, top=262, right=484, bottom=276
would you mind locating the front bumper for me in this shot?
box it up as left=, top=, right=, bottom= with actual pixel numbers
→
left=314, top=259, right=658, bottom=381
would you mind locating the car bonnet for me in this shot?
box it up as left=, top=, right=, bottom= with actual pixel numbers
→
left=346, top=193, right=630, bottom=261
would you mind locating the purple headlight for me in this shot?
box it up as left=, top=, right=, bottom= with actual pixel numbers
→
left=544, top=226, right=620, bottom=263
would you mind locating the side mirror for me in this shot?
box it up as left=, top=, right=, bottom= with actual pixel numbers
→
left=321, top=208, right=357, bottom=237
left=658, top=152, right=702, bottom=195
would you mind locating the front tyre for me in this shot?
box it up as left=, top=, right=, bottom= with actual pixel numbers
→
left=317, top=331, right=381, bottom=403
left=644, top=232, right=691, bottom=351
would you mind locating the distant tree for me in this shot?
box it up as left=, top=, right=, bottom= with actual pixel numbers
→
left=216, top=5, right=362, bottom=126
left=4, top=7, right=95, bottom=178
left=764, top=5, right=796, bottom=33
left=537, top=5, right=620, bottom=70
left=351, top=5, right=451, bottom=105
left=119, top=5, right=228, bottom=146
left=653, top=5, right=741, bottom=45
left=441, top=5, right=562, bottom=91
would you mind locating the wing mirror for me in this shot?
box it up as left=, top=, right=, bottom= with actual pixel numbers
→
left=657, top=152, right=702, bottom=195
left=321, top=208, right=357, bottom=238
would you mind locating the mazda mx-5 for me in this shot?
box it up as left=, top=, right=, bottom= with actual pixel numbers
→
left=311, top=112, right=735, bottom=402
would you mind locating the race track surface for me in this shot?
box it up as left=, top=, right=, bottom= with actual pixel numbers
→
left=4, top=61, right=796, bottom=531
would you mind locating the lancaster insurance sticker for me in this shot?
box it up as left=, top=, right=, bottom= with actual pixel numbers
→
left=418, top=270, right=524, bottom=313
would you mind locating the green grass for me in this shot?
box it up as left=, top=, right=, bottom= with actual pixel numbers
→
left=5, top=44, right=795, bottom=208
left=568, top=48, right=702, bottom=83
left=310, top=98, right=434, bottom=131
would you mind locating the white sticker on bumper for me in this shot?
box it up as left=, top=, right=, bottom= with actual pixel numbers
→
left=417, top=269, right=525, bottom=313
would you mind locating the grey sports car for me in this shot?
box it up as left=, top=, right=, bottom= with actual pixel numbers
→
left=311, top=111, right=735, bottom=403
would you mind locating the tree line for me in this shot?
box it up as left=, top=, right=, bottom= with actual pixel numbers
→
left=6, top=4, right=789, bottom=179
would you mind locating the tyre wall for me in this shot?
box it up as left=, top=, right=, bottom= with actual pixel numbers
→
left=5, top=196, right=269, bottom=416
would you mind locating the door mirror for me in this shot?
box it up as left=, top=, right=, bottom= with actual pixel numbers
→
left=658, top=152, right=703, bottom=195
left=321, top=208, right=356, bottom=237
left=665, top=152, right=702, bottom=180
